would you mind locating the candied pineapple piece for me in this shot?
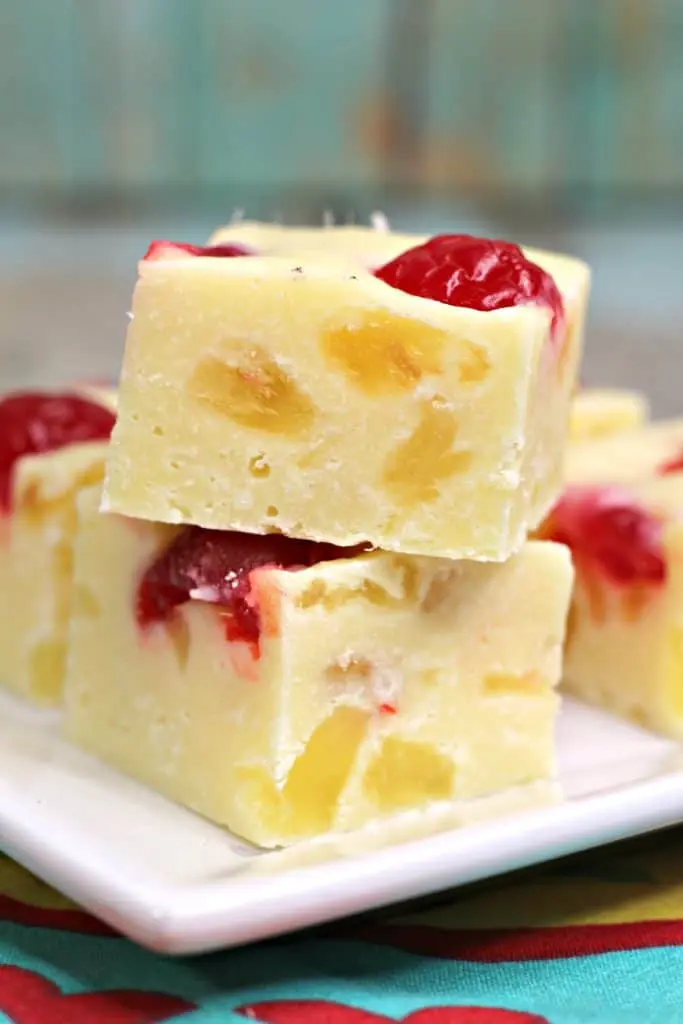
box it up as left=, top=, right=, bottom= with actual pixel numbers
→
left=320, top=314, right=446, bottom=392
left=361, top=737, right=455, bottom=813
left=236, top=707, right=370, bottom=838
left=382, top=403, right=472, bottom=504
left=64, top=485, right=573, bottom=846
left=104, top=248, right=588, bottom=560
left=569, top=388, right=649, bottom=442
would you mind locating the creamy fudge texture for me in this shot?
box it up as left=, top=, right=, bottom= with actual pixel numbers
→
left=0, top=388, right=116, bottom=703
left=208, top=221, right=586, bottom=295
left=7, top=444, right=109, bottom=702
left=103, top=245, right=588, bottom=559
left=541, top=475, right=683, bottom=737
left=65, top=485, right=573, bottom=846
left=0, top=517, right=16, bottom=692
left=569, top=389, right=649, bottom=442
left=208, top=220, right=421, bottom=269
left=566, top=418, right=683, bottom=486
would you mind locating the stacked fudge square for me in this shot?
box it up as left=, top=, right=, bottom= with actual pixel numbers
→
left=542, top=413, right=683, bottom=738
left=1, top=224, right=592, bottom=848
left=0, top=386, right=117, bottom=703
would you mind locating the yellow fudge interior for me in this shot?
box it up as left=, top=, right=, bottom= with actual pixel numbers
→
left=65, top=484, right=573, bottom=846
left=104, top=251, right=588, bottom=560
left=550, top=474, right=683, bottom=738
left=569, top=388, right=649, bottom=442
left=566, top=418, right=683, bottom=486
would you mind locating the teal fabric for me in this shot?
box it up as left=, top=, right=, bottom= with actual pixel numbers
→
left=1, top=829, right=683, bottom=1023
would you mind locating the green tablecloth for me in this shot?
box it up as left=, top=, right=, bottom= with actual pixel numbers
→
left=1, top=828, right=682, bottom=1023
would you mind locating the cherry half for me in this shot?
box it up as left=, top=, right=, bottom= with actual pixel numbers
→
left=137, top=527, right=368, bottom=654
left=0, top=391, right=116, bottom=513
left=543, top=486, right=666, bottom=587
left=375, top=234, right=565, bottom=342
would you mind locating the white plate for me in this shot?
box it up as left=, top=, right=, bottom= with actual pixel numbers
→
left=0, top=690, right=682, bottom=955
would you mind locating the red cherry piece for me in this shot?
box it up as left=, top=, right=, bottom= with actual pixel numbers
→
left=143, top=240, right=254, bottom=261
left=375, top=234, right=564, bottom=342
left=137, top=527, right=368, bottom=655
left=0, top=391, right=116, bottom=513
left=658, top=449, right=683, bottom=475
left=379, top=703, right=397, bottom=715
left=545, top=486, right=666, bottom=587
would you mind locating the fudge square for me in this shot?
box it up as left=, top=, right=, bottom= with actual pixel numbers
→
left=103, top=236, right=589, bottom=560
left=565, top=417, right=683, bottom=486
left=65, top=485, right=573, bottom=847
left=541, top=474, right=683, bottom=738
left=0, top=388, right=116, bottom=704
left=568, top=388, right=649, bottom=442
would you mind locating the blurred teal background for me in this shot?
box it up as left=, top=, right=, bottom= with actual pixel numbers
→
left=1, top=0, right=682, bottom=408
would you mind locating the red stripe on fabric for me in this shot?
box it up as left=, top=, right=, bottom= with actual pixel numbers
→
left=238, top=1001, right=548, bottom=1022
left=0, top=966, right=194, bottom=1022
left=355, top=920, right=683, bottom=962
left=0, top=895, right=116, bottom=936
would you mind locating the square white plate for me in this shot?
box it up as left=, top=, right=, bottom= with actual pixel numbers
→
left=0, top=689, right=682, bottom=955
